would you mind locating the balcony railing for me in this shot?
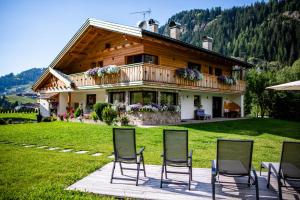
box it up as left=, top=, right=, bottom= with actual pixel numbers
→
left=68, top=63, right=245, bottom=92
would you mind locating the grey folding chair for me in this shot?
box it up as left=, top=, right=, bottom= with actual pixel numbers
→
left=212, top=139, right=259, bottom=200
left=111, top=128, right=146, bottom=186
left=160, top=129, right=193, bottom=190
left=263, top=141, right=300, bottom=200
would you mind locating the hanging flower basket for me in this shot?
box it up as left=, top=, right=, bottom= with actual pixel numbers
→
left=217, top=75, right=237, bottom=85
left=176, top=68, right=204, bottom=81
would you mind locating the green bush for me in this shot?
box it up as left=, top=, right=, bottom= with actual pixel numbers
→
left=120, top=116, right=129, bottom=126
left=0, top=118, right=6, bottom=125
left=93, top=102, right=111, bottom=121
left=74, top=107, right=82, bottom=118
left=91, top=111, right=98, bottom=121
left=42, top=117, right=52, bottom=122
left=102, top=106, right=117, bottom=125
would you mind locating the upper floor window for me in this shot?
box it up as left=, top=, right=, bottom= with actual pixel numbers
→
left=126, top=54, right=158, bottom=65
left=188, top=62, right=201, bottom=72
left=209, top=66, right=213, bottom=75
left=215, top=68, right=222, bottom=76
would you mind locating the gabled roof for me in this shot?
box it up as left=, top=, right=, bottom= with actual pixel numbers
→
left=32, top=68, right=73, bottom=91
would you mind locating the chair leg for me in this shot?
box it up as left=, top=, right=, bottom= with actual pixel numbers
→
left=259, top=163, right=262, bottom=176
left=267, top=167, right=271, bottom=188
left=119, top=162, right=123, bottom=175
left=255, top=175, right=259, bottom=200
left=160, top=164, right=164, bottom=188
left=248, top=175, right=251, bottom=187
left=136, top=163, right=140, bottom=186
left=142, top=154, right=146, bottom=177
left=212, top=174, right=216, bottom=200
left=277, top=177, right=282, bottom=200
left=164, top=165, right=167, bottom=179
left=110, top=161, right=116, bottom=183
left=188, top=166, right=192, bottom=190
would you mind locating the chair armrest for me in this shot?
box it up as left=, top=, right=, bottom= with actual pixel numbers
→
left=188, top=150, right=193, bottom=158
left=252, top=166, right=258, bottom=180
left=269, top=162, right=279, bottom=177
left=137, top=147, right=145, bottom=155
left=212, top=160, right=217, bottom=176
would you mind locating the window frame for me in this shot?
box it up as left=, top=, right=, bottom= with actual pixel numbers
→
left=109, top=92, right=125, bottom=104
left=160, top=92, right=178, bottom=106
left=129, top=91, right=157, bottom=105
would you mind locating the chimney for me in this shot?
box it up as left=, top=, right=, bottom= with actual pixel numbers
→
left=148, top=19, right=159, bottom=33
left=202, top=36, right=213, bottom=51
left=169, top=21, right=181, bottom=40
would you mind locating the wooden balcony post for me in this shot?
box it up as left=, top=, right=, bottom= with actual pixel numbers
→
left=67, top=92, right=71, bottom=109
left=157, top=91, right=161, bottom=106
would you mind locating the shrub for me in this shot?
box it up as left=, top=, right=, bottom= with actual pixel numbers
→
left=91, top=111, right=98, bottom=121
left=94, top=102, right=111, bottom=121
left=36, top=114, right=42, bottom=122
left=0, top=119, right=6, bottom=125
left=42, top=117, right=52, bottom=122
left=74, top=107, right=82, bottom=118
left=102, top=106, right=117, bottom=125
left=120, top=116, right=129, bottom=126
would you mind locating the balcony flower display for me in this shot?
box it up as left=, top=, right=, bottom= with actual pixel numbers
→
left=85, top=67, right=100, bottom=76
left=217, top=75, right=237, bottom=85
left=85, top=65, right=120, bottom=77
left=176, top=68, right=203, bottom=81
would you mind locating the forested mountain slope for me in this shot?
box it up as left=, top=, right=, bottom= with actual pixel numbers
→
left=159, top=0, right=300, bottom=65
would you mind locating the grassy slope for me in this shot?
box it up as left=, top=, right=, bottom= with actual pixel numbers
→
left=0, top=118, right=299, bottom=199
left=6, top=95, right=36, bottom=104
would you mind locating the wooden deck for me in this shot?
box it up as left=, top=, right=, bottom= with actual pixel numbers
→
left=67, top=162, right=300, bottom=200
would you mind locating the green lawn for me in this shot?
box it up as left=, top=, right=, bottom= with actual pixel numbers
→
left=0, top=112, right=36, bottom=121
left=0, top=118, right=299, bottom=199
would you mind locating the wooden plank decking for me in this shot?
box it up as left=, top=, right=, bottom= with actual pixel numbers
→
left=67, top=162, right=300, bottom=200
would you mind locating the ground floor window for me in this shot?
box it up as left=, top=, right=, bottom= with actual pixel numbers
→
left=194, top=95, right=201, bottom=107
left=110, top=92, right=125, bottom=104
left=130, top=91, right=156, bottom=105
left=161, top=92, right=178, bottom=105
left=86, top=94, right=96, bottom=109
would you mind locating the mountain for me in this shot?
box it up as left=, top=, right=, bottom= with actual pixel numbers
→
left=0, top=68, right=45, bottom=94
left=159, top=0, right=300, bottom=65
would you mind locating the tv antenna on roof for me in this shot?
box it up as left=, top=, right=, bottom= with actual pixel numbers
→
left=130, top=9, right=151, bottom=21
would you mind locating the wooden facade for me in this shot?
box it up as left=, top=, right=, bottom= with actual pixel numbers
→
left=35, top=25, right=248, bottom=93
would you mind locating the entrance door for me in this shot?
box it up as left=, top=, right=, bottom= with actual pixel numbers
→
left=212, top=97, right=222, bottom=118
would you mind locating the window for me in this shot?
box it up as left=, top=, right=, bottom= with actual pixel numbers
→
left=161, top=92, right=178, bottom=105
left=90, top=62, right=97, bottom=68
left=188, top=62, right=201, bottom=72
left=194, top=95, right=201, bottom=107
left=209, top=66, right=213, bottom=75
left=215, top=68, right=222, bottom=76
left=126, top=54, right=158, bottom=65
left=86, top=94, right=96, bottom=109
left=97, top=61, right=103, bottom=67
left=130, top=91, right=157, bottom=105
left=109, top=92, right=125, bottom=104
left=105, top=43, right=111, bottom=49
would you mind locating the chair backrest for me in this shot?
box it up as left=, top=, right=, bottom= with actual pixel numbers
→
left=113, top=128, right=137, bottom=162
left=217, top=139, right=253, bottom=175
left=280, top=141, right=300, bottom=179
left=163, top=130, right=188, bottom=165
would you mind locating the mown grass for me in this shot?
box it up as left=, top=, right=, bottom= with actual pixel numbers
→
left=0, top=118, right=299, bottom=199
left=0, top=112, right=36, bottom=121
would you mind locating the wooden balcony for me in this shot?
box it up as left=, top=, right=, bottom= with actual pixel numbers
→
left=68, top=63, right=246, bottom=93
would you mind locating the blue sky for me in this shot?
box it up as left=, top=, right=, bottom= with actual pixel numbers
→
left=0, top=0, right=262, bottom=75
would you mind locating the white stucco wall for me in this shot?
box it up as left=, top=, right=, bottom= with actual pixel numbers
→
left=70, top=90, right=106, bottom=111
left=39, top=99, right=50, bottom=117
left=58, top=93, right=68, bottom=115
left=180, top=91, right=245, bottom=120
